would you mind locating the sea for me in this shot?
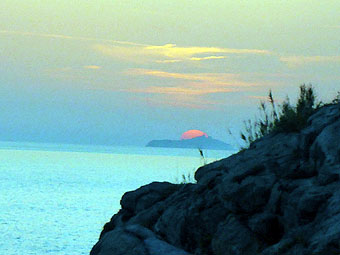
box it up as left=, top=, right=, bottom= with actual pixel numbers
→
left=0, top=141, right=236, bottom=255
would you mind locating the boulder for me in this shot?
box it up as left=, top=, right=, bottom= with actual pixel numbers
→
left=91, top=224, right=191, bottom=255
left=211, top=216, right=259, bottom=255
left=120, top=182, right=179, bottom=213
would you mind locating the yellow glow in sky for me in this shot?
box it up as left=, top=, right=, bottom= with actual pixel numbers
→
left=0, top=0, right=339, bottom=144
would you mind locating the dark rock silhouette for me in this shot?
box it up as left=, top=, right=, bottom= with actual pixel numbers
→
left=91, top=103, right=340, bottom=255
left=146, top=135, right=233, bottom=150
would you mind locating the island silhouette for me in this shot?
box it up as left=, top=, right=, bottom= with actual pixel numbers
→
left=146, top=130, right=233, bottom=150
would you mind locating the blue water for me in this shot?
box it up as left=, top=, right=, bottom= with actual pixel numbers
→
left=0, top=142, right=235, bottom=254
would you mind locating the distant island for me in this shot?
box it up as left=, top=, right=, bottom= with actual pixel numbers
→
left=146, top=135, right=233, bottom=150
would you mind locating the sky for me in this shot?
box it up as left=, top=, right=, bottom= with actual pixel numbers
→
left=0, top=0, right=339, bottom=146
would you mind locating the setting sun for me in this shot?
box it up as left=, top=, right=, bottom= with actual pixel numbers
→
left=180, top=130, right=208, bottom=140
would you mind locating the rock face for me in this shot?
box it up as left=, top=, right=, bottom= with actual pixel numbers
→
left=91, top=103, right=340, bottom=255
left=146, top=136, right=233, bottom=150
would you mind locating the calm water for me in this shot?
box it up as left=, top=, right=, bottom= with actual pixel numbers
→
left=0, top=142, right=235, bottom=255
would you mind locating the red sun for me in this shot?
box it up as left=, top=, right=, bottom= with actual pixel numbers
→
left=181, top=130, right=208, bottom=140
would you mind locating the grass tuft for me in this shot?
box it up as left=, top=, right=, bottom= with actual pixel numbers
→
left=240, top=84, right=322, bottom=148
left=174, top=149, right=207, bottom=184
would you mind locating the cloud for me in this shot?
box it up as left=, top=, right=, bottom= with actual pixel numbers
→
left=120, top=68, right=274, bottom=108
left=127, top=86, right=235, bottom=96
left=155, top=56, right=227, bottom=63
left=93, top=44, right=149, bottom=63
left=84, top=65, right=102, bottom=70
left=125, top=68, right=256, bottom=88
left=156, top=56, right=226, bottom=62
left=1, top=30, right=271, bottom=65
left=145, top=44, right=270, bottom=59
left=280, top=55, right=340, bottom=67
left=122, top=68, right=258, bottom=108
left=190, top=56, right=226, bottom=61
left=94, top=43, right=271, bottom=63
left=155, top=59, right=183, bottom=63
left=0, top=30, right=148, bottom=47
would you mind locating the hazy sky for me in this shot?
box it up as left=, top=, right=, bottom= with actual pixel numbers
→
left=0, top=1, right=339, bottom=146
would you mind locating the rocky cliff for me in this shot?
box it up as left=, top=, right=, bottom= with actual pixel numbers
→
left=91, top=103, right=340, bottom=255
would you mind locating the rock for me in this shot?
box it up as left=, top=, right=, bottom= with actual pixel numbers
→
left=326, top=190, right=340, bottom=217
left=211, top=215, right=259, bottom=255
left=90, top=227, right=148, bottom=255
left=305, top=103, right=340, bottom=135
left=91, top=103, right=340, bottom=255
left=248, top=213, right=283, bottom=245
left=297, top=187, right=331, bottom=223
left=219, top=174, right=275, bottom=214
left=91, top=224, right=191, bottom=255
left=120, top=182, right=178, bottom=213
left=311, top=118, right=340, bottom=166
left=153, top=201, right=188, bottom=248
left=145, top=237, right=191, bottom=255
left=308, top=214, right=340, bottom=255
left=127, top=204, right=163, bottom=229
